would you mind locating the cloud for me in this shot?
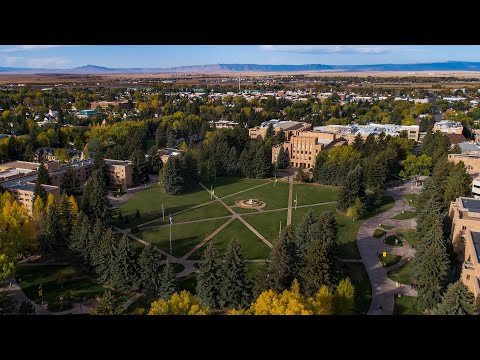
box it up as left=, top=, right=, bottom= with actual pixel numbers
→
left=0, top=45, right=77, bottom=53
left=0, top=56, right=69, bottom=68
left=259, top=45, right=390, bottom=54
left=26, top=57, right=69, bottom=68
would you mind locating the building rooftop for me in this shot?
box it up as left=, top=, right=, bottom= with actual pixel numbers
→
left=460, top=197, right=480, bottom=213
left=471, top=231, right=480, bottom=262
left=459, top=141, right=480, bottom=152
left=259, top=119, right=306, bottom=131
left=105, top=159, right=131, bottom=166
left=6, top=181, right=36, bottom=192
left=447, top=134, right=468, bottom=145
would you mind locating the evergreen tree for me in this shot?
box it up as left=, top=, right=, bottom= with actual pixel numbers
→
left=196, top=241, right=222, bottom=308
left=443, top=161, right=471, bottom=209
left=60, top=167, right=80, bottom=196
left=162, top=157, right=184, bottom=195
left=180, top=152, right=199, bottom=190
left=39, top=204, right=64, bottom=258
left=227, top=146, right=238, bottom=175
left=7, top=136, right=20, bottom=160
left=413, top=242, right=449, bottom=311
left=91, top=291, right=123, bottom=315
left=239, top=148, right=253, bottom=177
left=58, top=194, right=75, bottom=244
left=88, top=219, right=105, bottom=266
left=36, top=162, right=51, bottom=185
left=450, top=144, right=462, bottom=154
left=158, top=261, right=178, bottom=300
left=155, top=125, right=166, bottom=148
left=130, top=148, right=149, bottom=185
left=254, top=146, right=272, bottom=178
left=294, top=209, right=317, bottom=254
left=218, top=239, right=252, bottom=309
left=265, top=123, right=275, bottom=139
left=93, top=152, right=109, bottom=187
left=94, top=227, right=117, bottom=285
left=265, top=226, right=302, bottom=293
left=33, top=182, right=47, bottom=204
left=434, top=281, right=476, bottom=315
left=166, top=131, right=176, bottom=148
left=138, top=245, right=164, bottom=298
left=69, top=212, right=92, bottom=269
left=112, top=234, right=140, bottom=292
left=301, top=219, right=338, bottom=296
left=337, top=164, right=365, bottom=212
left=276, top=147, right=290, bottom=169
left=83, top=170, right=112, bottom=224
left=351, top=134, right=365, bottom=154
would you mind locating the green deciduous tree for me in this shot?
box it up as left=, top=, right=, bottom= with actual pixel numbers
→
left=91, top=291, right=123, bottom=315
left=333, top=277, right=355, bottom=315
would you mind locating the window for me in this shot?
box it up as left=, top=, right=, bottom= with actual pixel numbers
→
left=462, top=225, right=467, bottom=230
left=466, top=275, right=471, bottom=280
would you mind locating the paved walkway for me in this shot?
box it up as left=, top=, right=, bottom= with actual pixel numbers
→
left=356, top=180, right=420, bottom=315
left=287, top=176, right=294, bottom=226
left=121, top=293, right=143, bottom=311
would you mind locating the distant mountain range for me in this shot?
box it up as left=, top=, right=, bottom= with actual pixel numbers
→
left=2, top=61, right=480, bottom=74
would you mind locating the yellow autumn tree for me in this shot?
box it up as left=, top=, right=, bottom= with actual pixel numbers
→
left=32, top=196, right=45, bottom=224
left=46, top=193, right=56, bottom=210
left=334, top=277, right=355, bottom=315
left=0, top=192, right=37, bottom=281
left=148, top=291, right=209, bottom=315
left=68, top=195, right=79, bottom=217
left=241, top=279, right=339, bottom=315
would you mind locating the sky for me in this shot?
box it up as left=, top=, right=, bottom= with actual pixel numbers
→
left=0, top=45, right=480, bottom=68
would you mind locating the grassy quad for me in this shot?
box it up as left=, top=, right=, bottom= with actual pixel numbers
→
left=403, top=193, right=419, bottom=208
left=241, top=210, right=288, bottom=243
left=138, top=218, right=229, bottom=258
left=378, top=253, right=402, bottom=267
left=206, top=177, right=272, bottom=198
left=225, top=181, right=290, bottom=210
left=373, top=228, right=386, bottom=238
left=396, top=229, right=418, bottom=248
left=189, top=219, right=271, bottom=260
left=293, top=183, right=339, bottom=205
left=115, top=184, right=212, bottom=229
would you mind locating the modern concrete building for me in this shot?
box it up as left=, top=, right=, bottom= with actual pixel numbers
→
left=449, top=197, right=480, bottom=310
left=448, top=153, right=480, bottom=176
left=433, top=120, right=463, bottom=134
left=472, top=178, right=480, bottom=199
left=105, top=159, right=134, bottom=188
left=313, top=123, right=420, bottom=142
left=248, top=120, right=311, bottom=141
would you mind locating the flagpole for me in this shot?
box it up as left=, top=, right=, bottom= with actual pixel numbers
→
left=162, top=204, right=165, bottom=222
left=211, top=184, right=213, bottom=200
left=295, top=194, right=297, bottom=210
left=169, top=221, right=172, bottom=255
left=279, top=220, right=282, bottom=235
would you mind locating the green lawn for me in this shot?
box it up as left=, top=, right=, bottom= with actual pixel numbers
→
left=404, top=193, right=419, bottom=209
left=364, top=196, right=396, bottom=219
left=392, top=211, right=417, bottom=220
left=384, top=235, right=403, bottom=247
left=225, top=181, right=289, bottom=210
left=206, top=177, right=271, bottom=198
left=388, top=260, right=413, bottom=285
left=242, top=210, right=288, bottom=243
left=142, top=201, right=231, bottom=227
left=396, top=229, right=418, bottom=248
left=293, top=183, right=339, bottom=205
left=139, top=218, right=229, bottom=258
left=340, top=262, right=372, bottom=315
left=15, top=265, right=132, bottom=306
left=115, top=184, right=212, bottom=229
left=189, top=219, right=271, bottom=260
left=378, top=253, right=402, bottom=267
left=381, top=224, right=395, bottom=230
left=394, top=296, right=421, bottom=315
left=373, top=228, right=386, bottom=238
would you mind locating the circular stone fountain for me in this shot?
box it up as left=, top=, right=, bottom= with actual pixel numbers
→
left=235, top=198, right=266, bottom=209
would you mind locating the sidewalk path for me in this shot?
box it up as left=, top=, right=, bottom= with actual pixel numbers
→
left=356, top=180, right=420, bottom=315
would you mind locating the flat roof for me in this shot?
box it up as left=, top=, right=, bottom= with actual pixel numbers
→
left=461, top=197, right=480, bottom=213
left=317, top=139, right=333, bottom=145
left=105, top=159, right=131, bottom=166
left=7, top=182, right=36, bottom=191
left=471, top=231, right=480, bottom=262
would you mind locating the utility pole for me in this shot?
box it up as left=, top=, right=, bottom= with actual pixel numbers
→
left=239, top=77, right=241, bottom=92
left=279, top=220, right=282, bottom=235
left=162, top=204, right=165, bottom=222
